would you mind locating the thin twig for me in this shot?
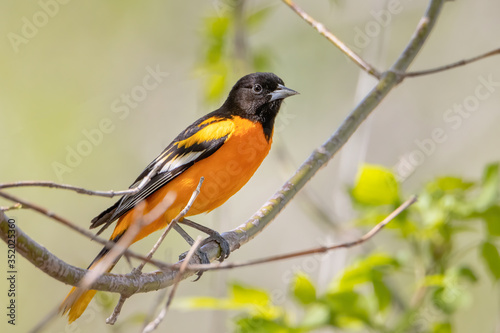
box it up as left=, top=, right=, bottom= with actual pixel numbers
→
left=0, top=180, right=130, bottom=197
left=28, top=308, right=60, bottom=333
left=142, top=288, right=171, bottom=329
left=281, top=0, right=381, bottom=79
left=0, top=162, right=162, bottom=198
left=106, top=294, right=129, bottom=325
left=398, top=47, right=500, bottom=78
left=0, top=202, right=23, bottom=211
left=0, top=191, right=169, bottom=269
left=135, top=177, right=204, bottom=273
left=142, top=237, right=203, bottom=333
left=187, top=196, right=417, bottom=272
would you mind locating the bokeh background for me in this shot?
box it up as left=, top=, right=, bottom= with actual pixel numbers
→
left=1, top=0, right=499, bottom=332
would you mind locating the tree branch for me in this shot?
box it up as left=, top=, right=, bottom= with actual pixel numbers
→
left=0, top=202, right=23, bottom=211
left=0, top=161, right=162, bottom=198
left=0, top=191, right=168, bottom=269
left=0, top=180, right=131, bottom=197
left=281, top=0, right=382, bottom=79
left=186, top=196, right=417, bottom=272
left=399, top=46, right=500, bottom=78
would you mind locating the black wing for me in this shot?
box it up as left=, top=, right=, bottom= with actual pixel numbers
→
left=90, top=115, right=234, bottom=235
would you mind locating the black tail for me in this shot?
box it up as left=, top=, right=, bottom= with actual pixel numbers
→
left=87, top=232, right=125, bottom=269
left=89, top=199, right=121, bottom=235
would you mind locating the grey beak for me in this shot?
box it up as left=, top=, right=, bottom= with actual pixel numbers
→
left=268, top=84, right=299, bottom=102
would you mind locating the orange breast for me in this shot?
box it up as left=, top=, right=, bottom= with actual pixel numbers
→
left=111, top=116, right=272, bottom=242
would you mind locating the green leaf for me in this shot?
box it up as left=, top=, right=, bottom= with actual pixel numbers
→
left=205, top=16, right=230, bottom=39
left=434, top=176, right=474, bottom=192
left=432, top=322, right=452, bottom=333
left=417, top=191, right=447, bottom=227
left=475, top=163, right=499, bottom=212
left=479, top=206, right=500, bottom=237
left=325, top=290, right=372, bottom=327
left=205, top=72, right=227, bottom=102
left=457, top=266, right=478, bottom=283
left=253, top=51, right=272, bottom=72
left=235, top=316, right=298, bottom=333
left=178, top=296, right=238, bottom=310
left=180, top=283, right=282, bottom=320
left=432, top=287, right=462, bottom=314
left=372, top=280, right=392, bottom=311
left=292, top=273, right=317, bottom=305
left=335, top=253, right=399, bottom=291
left=231, top=283, right=270, bottom=307
left=352, top=164, right=399, bottom=206
left=422, top=274, right=446, bottom=287
left=300, top=303, right=330, bottom=328
left=246, top=7, right=273, bottom=29
left=480, top=241, right=500, bottom=280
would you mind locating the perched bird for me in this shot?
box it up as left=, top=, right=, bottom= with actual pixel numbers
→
left=60, top=72, right=298, bottom=323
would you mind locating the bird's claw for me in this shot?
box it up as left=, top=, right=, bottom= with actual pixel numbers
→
left=178, top=248, right=210, bottom=281
left=178, top=233, right=230, bottom=280
left=201, top=232, right=230, bottom=262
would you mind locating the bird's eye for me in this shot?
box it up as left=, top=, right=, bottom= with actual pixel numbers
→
left=252, top=84, right=263, bottom=94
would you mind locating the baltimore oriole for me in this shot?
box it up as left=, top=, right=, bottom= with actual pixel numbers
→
left=60, top=72, right=298, bottom=323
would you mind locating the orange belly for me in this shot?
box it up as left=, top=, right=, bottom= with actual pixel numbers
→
left=111, top=116, right=272, bottom=242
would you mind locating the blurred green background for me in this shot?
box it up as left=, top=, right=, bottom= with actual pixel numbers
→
left=1, top=0, right=499, bottom=332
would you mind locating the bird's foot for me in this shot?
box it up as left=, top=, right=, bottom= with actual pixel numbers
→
left=200, top=232, right=230, bottom=263
left=178, top=248, right=210, bottom=281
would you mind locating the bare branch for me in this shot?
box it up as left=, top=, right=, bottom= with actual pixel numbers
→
left=105, top=294, right=128, bottom=325
left=142, top=237, right=203, bottom=333
left=281, top=0, right=382, bottom=79
left=186, top=196, right=417, bottom=272
left=0, top=190, right=104, bottom=241
left=0, top=180, right=130, bottom=197
left=0, top=202, right=23, bottom=212
left=399, top=47, right=500, bottom=78
left=0, top=191, right=168, bottom=269
left=0, top=162, right=162, bottom=198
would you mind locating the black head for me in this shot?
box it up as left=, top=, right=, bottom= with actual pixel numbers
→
left=221, top=72, right=298, bottom=140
